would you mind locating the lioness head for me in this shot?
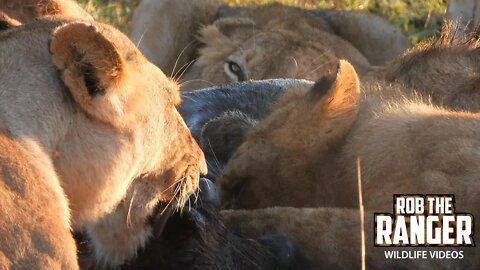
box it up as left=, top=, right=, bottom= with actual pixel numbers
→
left=182, top=15, right=369, bottom=91
left=219, top=60, right=360, bottom=209
left=45, top=20, right=206, bottom=264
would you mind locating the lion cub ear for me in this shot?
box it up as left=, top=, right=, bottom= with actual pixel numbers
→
left=50, top=22, right=131, bottom=125
left=311, top=60, right=360, bottom=136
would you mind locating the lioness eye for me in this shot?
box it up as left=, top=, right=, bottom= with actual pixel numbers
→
left=225, top=61, right=246, bottom=81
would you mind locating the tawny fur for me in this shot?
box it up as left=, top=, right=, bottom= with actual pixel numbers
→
left=0, top=16, right=206, bottom=269
left=129, top=0, right=410, bottom=91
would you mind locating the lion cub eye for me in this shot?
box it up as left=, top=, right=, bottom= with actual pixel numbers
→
left=224, top=61, right=246, bottom=82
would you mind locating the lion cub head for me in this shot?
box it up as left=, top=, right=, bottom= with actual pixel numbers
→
left=219, top=61, right=360, bottom=209
left=47, top=20, right=206, bottom=264
left=183, top=14, right=371, bottom=91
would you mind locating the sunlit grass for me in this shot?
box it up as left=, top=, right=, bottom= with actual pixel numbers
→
left=78, top=0, right=141, bottom=32
left=78, top=0, right=447, bottom=43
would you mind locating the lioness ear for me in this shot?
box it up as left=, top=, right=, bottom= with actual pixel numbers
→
left=311, top=60, right=360, bottom=119
left=50, top=22, right=131, bottom=125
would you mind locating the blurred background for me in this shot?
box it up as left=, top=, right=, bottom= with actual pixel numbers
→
left=78, top=0, right=446, bottom=44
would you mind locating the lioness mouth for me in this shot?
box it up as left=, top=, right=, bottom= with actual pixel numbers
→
left=149, top=177, right=214, bottom=238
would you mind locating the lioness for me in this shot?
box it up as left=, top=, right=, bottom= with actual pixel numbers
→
left=130, top=0, right=410, bottom=91
left=0, top=15, right=206, bottom=269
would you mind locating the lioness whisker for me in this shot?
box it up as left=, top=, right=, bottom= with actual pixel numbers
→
left=126, top=189, right=137, bottom=228
left=206, top=139, right=222, bottom=171
left=229, top=241, right=261, bottom=269
left=298, top=49, right=330, bottom=78
left=159, top=189, right=179, bottom=216
left=182, top=95, right=202, bottom=105
left=158, top=177, right=185, bottom=196
left=193, top=183, right=201, bottom=205
left=290, top=56, right=299, bottom=77
left=206, top=160, right=221, bottom=180
left=251, top=18, right=256, bottom=51
left=174, top=58, right=198, bottom=81
left=135, top=28, right=148, bottom=48
left=301, top=61, right=332, bottom=79
left=171, top=40, right=196, bottom=78
left=179, top=79, right=216, bottom=88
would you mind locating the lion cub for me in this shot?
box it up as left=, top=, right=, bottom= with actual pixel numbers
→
left=0, top=16, right=206, bottom=269
left=219, top=60, right=480, bottom=217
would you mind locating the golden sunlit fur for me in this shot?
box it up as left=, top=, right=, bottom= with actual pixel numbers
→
left=0, top=16, right=206, bottom=269
left=130, top=0, right=410, bottom=91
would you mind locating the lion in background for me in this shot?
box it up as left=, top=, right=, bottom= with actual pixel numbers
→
left=376, top=22, right=480, bottom=112
left=130, top=0, right=410, bottom=91
left=0, top=1, right=207, bottom=268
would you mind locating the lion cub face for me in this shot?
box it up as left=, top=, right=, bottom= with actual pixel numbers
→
left=219, top=61, right=360, bottom=209
left=47, top=21, right=206, bottom=264
left=186, top=17, right=340, bottom=91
